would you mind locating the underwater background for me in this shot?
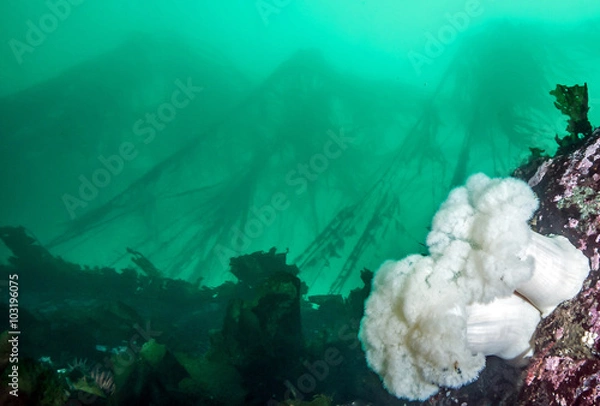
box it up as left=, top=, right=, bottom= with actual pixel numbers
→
left=1, top=1, right=600, bottom=405
left=0, top=0, right=599, bottom=294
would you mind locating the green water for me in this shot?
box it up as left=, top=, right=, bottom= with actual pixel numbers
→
left=1, top=0, right=599, bottom=295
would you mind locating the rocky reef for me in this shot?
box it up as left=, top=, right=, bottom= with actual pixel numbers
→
left=516, top=127, right=600, bottom=406
left=0, top=229, right=381, bottom=405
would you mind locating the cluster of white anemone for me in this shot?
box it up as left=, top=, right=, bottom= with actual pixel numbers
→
left=359, top=173, right=590, bottom=401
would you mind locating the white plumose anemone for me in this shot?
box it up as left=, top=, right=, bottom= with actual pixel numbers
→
left=359, top=173, right=590, bottom=401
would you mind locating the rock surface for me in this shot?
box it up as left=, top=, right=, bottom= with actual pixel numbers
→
left=517, top=128, right=600, bottom=405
